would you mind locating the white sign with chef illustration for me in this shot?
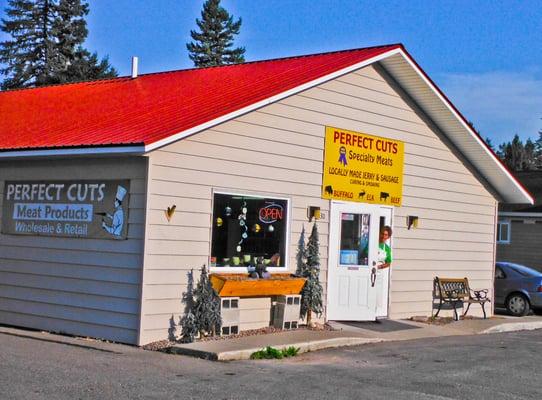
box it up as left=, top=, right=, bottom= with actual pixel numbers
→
left=2, top=180, right=130, bottom=239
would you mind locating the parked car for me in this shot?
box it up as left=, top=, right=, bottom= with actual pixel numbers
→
left=495, top=262, right=542, bottom=316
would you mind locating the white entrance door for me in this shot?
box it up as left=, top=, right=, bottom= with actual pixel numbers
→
left=327, top=201, right=380, bottom=321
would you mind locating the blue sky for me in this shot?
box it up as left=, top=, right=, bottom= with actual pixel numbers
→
left=1, top=0, right=541, bottom=145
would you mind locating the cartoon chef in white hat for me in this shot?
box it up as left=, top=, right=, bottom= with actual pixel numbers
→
left=102, top=185, right=127, bottom=237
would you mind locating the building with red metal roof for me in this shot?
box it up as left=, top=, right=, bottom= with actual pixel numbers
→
left=0, top=44, right=533, bottom=345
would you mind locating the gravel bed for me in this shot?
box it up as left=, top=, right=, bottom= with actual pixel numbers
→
left=142, top=323, right=334, bottom=351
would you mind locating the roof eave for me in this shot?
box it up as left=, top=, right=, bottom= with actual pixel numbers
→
left=0, top=145, right=145, bottom=159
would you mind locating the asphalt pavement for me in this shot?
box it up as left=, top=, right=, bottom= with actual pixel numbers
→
left=1, top=327, right=541, bottom=399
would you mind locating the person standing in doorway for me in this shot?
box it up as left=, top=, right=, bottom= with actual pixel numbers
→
left=377, top=226, right=393, bottom=269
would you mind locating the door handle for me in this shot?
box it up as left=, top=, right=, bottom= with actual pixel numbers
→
left=371, top=267, right=377, bottom=287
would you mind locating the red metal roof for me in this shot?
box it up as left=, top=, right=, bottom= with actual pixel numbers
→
left=0, top=44, right=401, bottom=151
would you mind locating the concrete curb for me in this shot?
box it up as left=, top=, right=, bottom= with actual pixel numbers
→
left=480, top=321, right=542, bottom=334
left=169, top=337, right=383, bottom=361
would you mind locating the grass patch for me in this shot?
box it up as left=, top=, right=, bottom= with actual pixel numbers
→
left=250, top=346, right=300, bottom=360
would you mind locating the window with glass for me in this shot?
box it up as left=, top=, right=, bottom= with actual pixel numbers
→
left=211, top=193, right=288, bottom=268
left=497, top=221, right=510, bottom=244
left=339, top=213, right=371, bottom=267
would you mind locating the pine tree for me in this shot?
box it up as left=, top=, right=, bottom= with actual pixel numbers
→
left=300, top=223, right=324, bottom=325
left=497, top=134, right=540, bottom=171
left=53, top=0, right=116, bottom=83
left=186, top=0, right=245, bottom=67
left=524, top=138, right=538, bottom=171
left=534, top=127, right=542, bottom=168
left=179, top=269, right=198, bottom=343
left=484, top=137, right=495, bottom=152
left=295, top=225, right=307, bottom=276
left=0, top=0, right=56, bottom=89
left=192, top=265, right=222, bottom=337
left=0, top=0, right=116, bottom=90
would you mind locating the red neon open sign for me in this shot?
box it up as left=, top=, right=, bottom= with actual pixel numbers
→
left=259, top=203, right=284, bottom=224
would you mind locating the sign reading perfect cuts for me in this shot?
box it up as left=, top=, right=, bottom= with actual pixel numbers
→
left=2, top=180, right=130, bottom=239
left=322, top=127, right=404, bottom=206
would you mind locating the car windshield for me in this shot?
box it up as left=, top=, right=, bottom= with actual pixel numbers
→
left=499, top=262, right=542, bottom=277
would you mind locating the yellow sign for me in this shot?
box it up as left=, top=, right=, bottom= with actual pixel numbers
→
left=322, top=126, right=404, bottom=206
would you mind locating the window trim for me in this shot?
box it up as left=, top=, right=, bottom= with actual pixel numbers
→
left=497, top=220, right=511, bottom=244
left=209, top=189, right=292, bottom=272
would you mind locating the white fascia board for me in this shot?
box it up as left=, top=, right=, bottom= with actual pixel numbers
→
left=390, top=50, right=534, bottom=205
left=499, top=212, right=542, bottom=218
left=0, top=145, right=145, bottom=158
left=143, top=48, right=403, bottom=153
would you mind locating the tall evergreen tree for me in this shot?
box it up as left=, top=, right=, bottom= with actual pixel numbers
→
left=0, top=0, right=56, bottom=89
left=186, top=0, right=245, bottom=67
left=497, top=134, right=540, bottom=171
left=0, top=0, right=116, bottom=90
left=300, top=223, right=324, bottom=325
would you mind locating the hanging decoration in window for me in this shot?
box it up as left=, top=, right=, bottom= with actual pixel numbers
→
left=236, top=201, right=248, bottom=253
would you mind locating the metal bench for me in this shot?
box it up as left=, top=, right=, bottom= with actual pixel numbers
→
left=433, top=277, right=491, bottom=320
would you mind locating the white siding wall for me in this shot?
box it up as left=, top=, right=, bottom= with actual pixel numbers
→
left=140, top=64, right=497, bottom=344
left=0, top=157, right=147, bottom=344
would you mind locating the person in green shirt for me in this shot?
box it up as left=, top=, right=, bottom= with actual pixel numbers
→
left=359, top=225, right=393, bottom=268
left=377, top=226, right=393, bottom=270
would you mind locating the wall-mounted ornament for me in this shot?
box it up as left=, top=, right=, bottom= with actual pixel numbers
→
left=268, top=224, right=275, bottom=233
left=165, top=205, right=176, bottom=222
left=216, top=217, right=223, bottom=227
left=252, top=223, right=261, bottom=233
left=225, top=206, right=232, bottom=216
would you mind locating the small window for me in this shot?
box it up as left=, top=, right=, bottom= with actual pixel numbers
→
left=211, top=192, right=289, bottom=268
left=339, top=213, right=371, bottom=266
left=497, top=221, right=510, bottom=244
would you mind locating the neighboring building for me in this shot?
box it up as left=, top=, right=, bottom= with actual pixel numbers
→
left=0, top=44, right=532, bottom=345
left=497, top=171, right=542, bottom=271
